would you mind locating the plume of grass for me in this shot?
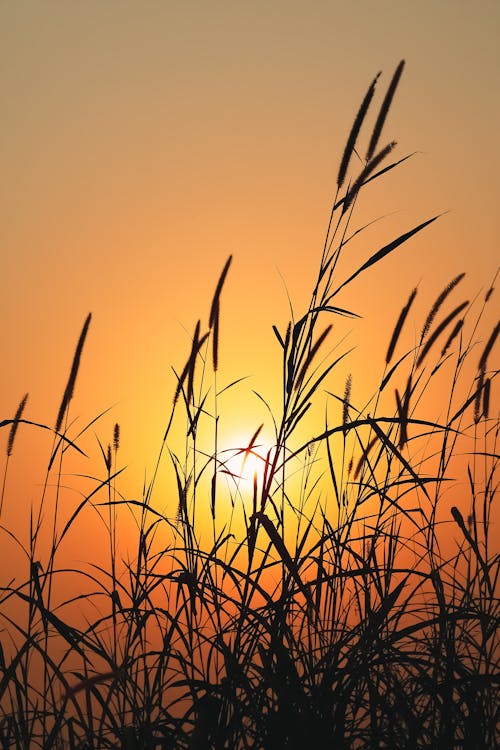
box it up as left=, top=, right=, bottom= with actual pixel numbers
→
left=420, top=273, right=465, bottom=343
left=173, top=320, right=209, bottom=406
left=386, top=288, right=417, bottom=364
left=366, top=59, right=405, bottom=161
left=417, top=300, right=469, bottom=368
left=6, top=393, right=29, bottom=458
left=478, top=320, right=500, bottom=372
left=1, top=393, right=29, bottom=520
left=209, top=255, right=232, bottom=373
left=342, top=373, right=352, bottom=433
left=337, top=71, right=380, bottom=188
left=55, top=313, right=92, bottom=434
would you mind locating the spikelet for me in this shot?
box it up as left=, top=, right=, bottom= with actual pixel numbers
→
left=212, top=302, right=220, bottom=372
left=173, top=321, right=209, bottom=405
left=417, top=301, right=469, bottom=368
left=55, top=313, right=92, bottom=433
left=337, top=72, right=380, bottom=189
left=7, top=393, right=29, bottom=457
left=113, top=423, right=120, bottom=452
left=208, top=256, right=232, bottom=372
left=482, top=377, right=491, bottom=420
left=472, top=321, right=500, bottom=423
left=474, top=372, right=484, bottom=424
left=187, top=321, right=201, bottom=402
left=342, top=374, right=352, bottom=433
left=440, top=318, right=463, bottom=358
left=208, top=255, right=233, bottom=328
left=366, top=60, right=405, bottom=161
left=420, top=274, right=465, bottom=343
left=386, top=287, right=417, bottom=364
left=478, top=320, right=499, bottom=371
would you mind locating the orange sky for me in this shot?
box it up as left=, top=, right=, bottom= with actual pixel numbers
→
left=1, top=3, right=498, bottom=556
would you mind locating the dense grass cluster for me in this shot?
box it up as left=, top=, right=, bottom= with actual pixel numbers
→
left=1, top=62, right=498, bottom=749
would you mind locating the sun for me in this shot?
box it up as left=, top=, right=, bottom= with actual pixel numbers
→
left=218, top=427, right=275, bottom=492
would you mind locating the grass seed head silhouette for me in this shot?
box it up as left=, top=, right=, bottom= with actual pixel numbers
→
left=55, top=312, right=92, bottom=433
left=6, top=392, right=28, bottom=457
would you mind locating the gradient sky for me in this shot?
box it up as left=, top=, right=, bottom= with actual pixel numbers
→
left=1, top=2, right=498, bottom=522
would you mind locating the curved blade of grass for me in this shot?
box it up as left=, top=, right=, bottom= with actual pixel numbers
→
left=330, top=215, right=440, bottom=298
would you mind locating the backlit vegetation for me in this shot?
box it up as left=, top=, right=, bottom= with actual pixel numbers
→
left=1, top=62, right=498, bottom=749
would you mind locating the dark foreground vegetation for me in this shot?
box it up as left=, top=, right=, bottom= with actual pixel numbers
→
left=1, top=62, right=498, bottom=749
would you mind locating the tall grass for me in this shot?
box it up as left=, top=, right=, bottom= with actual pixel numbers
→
left=1, top=62, right=498, bottom=749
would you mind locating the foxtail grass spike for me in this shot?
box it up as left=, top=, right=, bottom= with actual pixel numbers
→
left=337, top=71, right=380, bottom=188
left=417, top=301, right=469, bottom=368
left=342, top=374, right=352, bottom=432
left=440, top=318, right=464, bottom=357
left=420, top=273, right=465, bottom=342
left=482, top=377, right=491, bottom=419
left=478, top=320, right=499, bottom=371
left=187, top=320, right=201, bottom=403
left=55, top=313, right=92, bottom=434
left=212, top=303, right=220, bottom=371
left=7, top=393, right=28, bottom=457
left=174, top=320, right=209, bottom=404
left=474, top=372, right=484, bottom=424
left=386, top=287, right=417, bottom=364
left=366, top=59, right=405, bottom=161
left=209, top=255, right=233, bottom=328
left=209, top=256, right=232, bottom=371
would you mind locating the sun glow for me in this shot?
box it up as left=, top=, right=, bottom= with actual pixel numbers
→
left=219, top=430, right=275, bottom=494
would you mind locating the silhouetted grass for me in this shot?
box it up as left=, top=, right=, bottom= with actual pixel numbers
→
left=1, top=62, right=498, bottom=749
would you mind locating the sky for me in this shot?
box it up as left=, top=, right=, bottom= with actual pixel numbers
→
left=1, top=2, right=498, bottom=550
